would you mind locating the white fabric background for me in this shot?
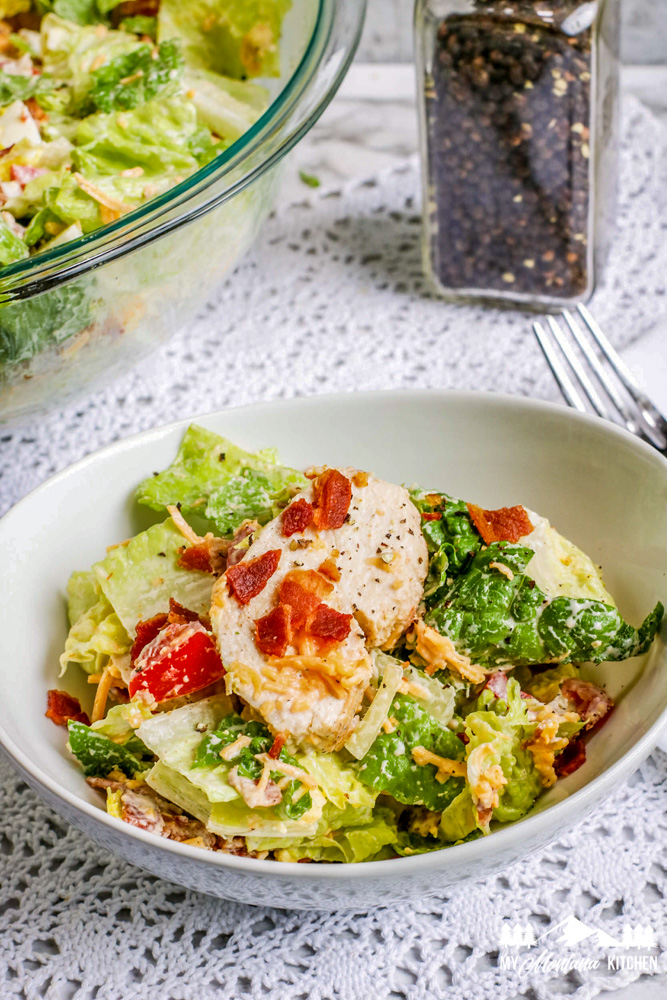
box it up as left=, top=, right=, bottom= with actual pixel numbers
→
left=0, top=96, right=666, bottom=1000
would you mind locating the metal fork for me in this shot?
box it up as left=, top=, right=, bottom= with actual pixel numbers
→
left=532, top=304, right=667, bottom=457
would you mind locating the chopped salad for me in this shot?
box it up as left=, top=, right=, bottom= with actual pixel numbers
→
left=49, top=424, right=664, bottom=862
left=0, top=0, right=290, bottom=268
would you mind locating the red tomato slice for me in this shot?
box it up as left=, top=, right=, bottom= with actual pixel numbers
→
left=128, top=622, right=224, bottom=702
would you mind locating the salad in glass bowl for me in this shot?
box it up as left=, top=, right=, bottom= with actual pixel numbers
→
left=47, top=423, right=664, bottom=863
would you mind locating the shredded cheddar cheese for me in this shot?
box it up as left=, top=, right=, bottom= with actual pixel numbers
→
left=412, top=745, right=467, bottom=782
left=411, top=619, right=486, bottom=684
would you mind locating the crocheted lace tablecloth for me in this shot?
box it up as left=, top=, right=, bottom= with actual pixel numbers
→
left=0, top=96, right=666, bottom=1000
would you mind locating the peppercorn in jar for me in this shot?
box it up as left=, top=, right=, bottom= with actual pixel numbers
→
left=415, top=0, right=620, bottom=309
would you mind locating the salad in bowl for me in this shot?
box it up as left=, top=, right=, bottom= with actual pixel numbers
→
left=48, top=423, right=663, bottom=863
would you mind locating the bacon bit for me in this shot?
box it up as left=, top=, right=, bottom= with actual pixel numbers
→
left=312, top=469, right=352, bottom=531
left=318, top=557, right=340, bottom=582
left=11, top=164, right=46, bottom=186
left=109, top=0, right=159, bottom=25
left=255, top=604, right=292, bottom=657
left=178, top=542, right=213, bottom=574
left=467, top=503, right=534, bottom=544
left=352, top=471, right=369, bottom=488
left=281, top=497, right=314, bottom=537
left=227, top=549, right=281, bottom=605
left=46, top=690, right=90, bottom=727
left=168, top=598, right=210, bottom=629
left=307, top=604, right=353, bottom=643
left=279, top=569, right=332, bottom=630
left=268, top=733, right=287, bottom=760
left=484, top=671, right=509, bottom=699
left=25, top=98, right=47, bottom=121
left=554, top=735, right=586, bottom=777
left=561, top=679, right=614, bottom=731
left=457, top=731, right=470, bottom=745
left=227, top=519, right=259, bottom=567
left=422, top=512, right=442, bottom=521
left=131, top=612, right=169, bottom=662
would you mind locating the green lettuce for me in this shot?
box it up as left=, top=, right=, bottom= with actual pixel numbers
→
left=184, top=67, right=267, bottom=141
left=91, top=700, right=153, bottom=741
left=0, top=219, right=28, bottom=266
left=192, top=713, right=313, bottom=821
left=514, top=663, right=580, bottom=704
left=88, top=39, right=183, bottom=113
left=356, top=694, right=466, bottom=811
left=410, top=489, right=482, bottom=600
left=426, top=542, right=663, bottom=668
left=266, top=807, right=398, bottom=864
left=60, top=575, right=130, bottom=674
left=0, top=70, right=56, bottom=109
left=136, top=423, right=309, bottom=537
left=158, top=0, right=291, bottom=79
left=68, top=719, right=151, bottom=776
left=91, top=517, right=214, bottom=636
left=0, top=280, right=91, bottom=365
left=118, top=16, right=157, bottom=39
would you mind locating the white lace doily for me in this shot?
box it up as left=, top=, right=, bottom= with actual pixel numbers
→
left=1, top=95, right=666, bottom=1000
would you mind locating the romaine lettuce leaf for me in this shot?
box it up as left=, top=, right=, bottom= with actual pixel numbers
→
left=60, top=578, right=130, bottom=674
left=514, top=663, right=580, bottom=704
left=426, top=542, right=663, bottom=667
left=158, top=0, right=291, bottom=79
left=0, top=70, right=56, bottom=109
left=0, top=219, right=28, bottom=265
left=88, top=39, right=183, bottom=113
left=118, top=16, right=157, bottom=40
left=263, top=807, right=398, bottom=864
left=37, top=0, right=105, bottom=26
left=135, top=423, right=309, bottom=537
left=90, top=700, right=153, bottom=741
left=138, top=694, right=239, bottom=803
left=183, top=67, right=267, bottom=141
left=65, top=569, right=99, bottom=625
left=520, top=510, right=615, bottom=604
left=0, top=280, right=91, bottom=365
left=410, top=489, right=482, bottom=600
left=68, top=719, right=150, bottom=776
left=356, top=694, right=465, bottom=811
left=91, top=518, right=214, bottom=636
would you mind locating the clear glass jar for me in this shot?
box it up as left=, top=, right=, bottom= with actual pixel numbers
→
left=415, top=0, right=621, bottom=310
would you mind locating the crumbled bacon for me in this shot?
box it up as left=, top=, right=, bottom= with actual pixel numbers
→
left=317, top=557, right=341, bottom=582
left=281, top=498, right=314, bottom=537
left=312, top=469, right=352, bottom=531
left=279, top=569, right=332, bottom=630
left=109, top=0, right=159, bottom=24
left=467, top=503, right=534, bottom=544
left=255, top=605, right=293, bottom=657
left=226, top=549, right=281, bottom=605
left=178, top=542, right=214, bottom=574
left=457, top=731, right=470, bottom=745
left=227, top=519, right=259, bottom=567
left=307, top=604, right=353, bottom=643
left=484, top=672, right=509, bottom=699
left=45, top=690, right=90, bottom=727
left=24, top=98, right=47, bottom=121
left=130, top=612, right=169, bottom=662
left=554, top=735, right=587, bottom=777
left=268, top=733, right=287, bottom=760
left=561, top=679, right=613, bottom=730
left=422, top=512, right=442, bottom=521
left=11, top=164, right=46, bottom=186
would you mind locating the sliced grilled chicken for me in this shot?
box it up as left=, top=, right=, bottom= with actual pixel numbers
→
left=210, top=467, right=427, bottom=751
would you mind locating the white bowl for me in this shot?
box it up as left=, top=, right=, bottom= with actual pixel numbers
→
left=1, top=390, right=666, bottom=910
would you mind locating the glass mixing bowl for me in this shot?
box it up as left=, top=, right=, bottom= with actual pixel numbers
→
left=0, top=0, right=366, bottom=424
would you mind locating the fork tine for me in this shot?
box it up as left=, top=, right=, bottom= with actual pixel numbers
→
left=546, top=315, right=611, bottom=420
left=561, top=309, right=641, bottom=435
left=533, top=321, right=588, bottom=412
left=576, top=303, right=667, bottom=436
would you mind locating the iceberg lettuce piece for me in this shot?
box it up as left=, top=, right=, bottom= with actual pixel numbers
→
left=158, top=0, right=291, bottom=79
left=298, top=752, right=377, bottom=814
left=136, top=423, right=309, bottom=537
left=426, top=542, right=663, bottom=668
left=514, top=663, right=580, bottom=705
left=91, top=700, right=153, bottom=741
left=60, top=577, right=130, bottom=675
left=91, top=518, right=214, bottom=636
left=356, top=694, right=466, bottom=811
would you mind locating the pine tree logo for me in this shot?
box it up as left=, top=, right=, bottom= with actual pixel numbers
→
left=499, top=923, right=537, bottom=948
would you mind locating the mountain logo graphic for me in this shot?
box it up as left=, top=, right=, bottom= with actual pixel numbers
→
left=499, top=916, right=658, bottom=951
left=536, top=915, right=622, bottom=948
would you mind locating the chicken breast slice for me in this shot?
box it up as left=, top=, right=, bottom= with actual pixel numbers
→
left=210, top=468, right=427, bottom=751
